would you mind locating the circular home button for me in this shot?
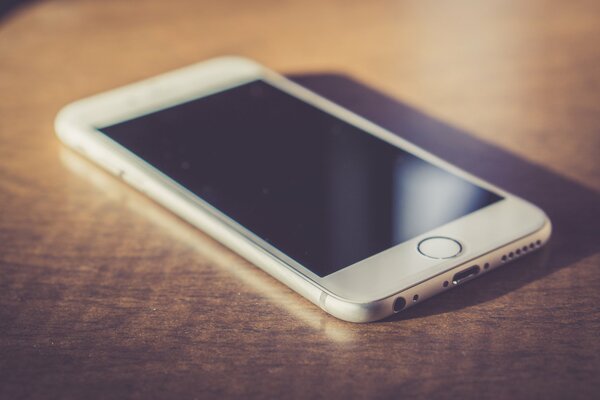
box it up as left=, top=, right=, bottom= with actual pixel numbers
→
left=418, top=237, right=462, bottom=259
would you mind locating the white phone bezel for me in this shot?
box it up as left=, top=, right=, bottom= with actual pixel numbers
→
left=55, top=56, right=551, bottom=321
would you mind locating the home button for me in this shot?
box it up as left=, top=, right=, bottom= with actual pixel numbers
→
left=418, top=237, right=462, bottom=259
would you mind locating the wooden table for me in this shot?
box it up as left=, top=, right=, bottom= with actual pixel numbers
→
left=1, top=1, right=599, bottom=398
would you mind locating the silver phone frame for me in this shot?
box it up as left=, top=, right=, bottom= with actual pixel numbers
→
left=55, top=56, right=551, bottom=323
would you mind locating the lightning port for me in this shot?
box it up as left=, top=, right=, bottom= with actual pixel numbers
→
left=452, top=265, right=480, bottom=285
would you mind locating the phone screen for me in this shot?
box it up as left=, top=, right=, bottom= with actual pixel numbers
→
left=99, top=80, right=502, bottom=277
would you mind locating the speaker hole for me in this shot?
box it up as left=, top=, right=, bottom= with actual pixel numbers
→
left=412, top=294, right=419, bottom=302
left=443, top=281, right=449, bottom=288
left=484, top=262, right=490, bottom=269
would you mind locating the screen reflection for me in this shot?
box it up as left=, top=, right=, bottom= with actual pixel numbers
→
left=100, top=80, right=501, bottom=277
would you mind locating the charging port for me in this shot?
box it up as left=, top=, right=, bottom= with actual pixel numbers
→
left=452, top=265, right=480, bottom=285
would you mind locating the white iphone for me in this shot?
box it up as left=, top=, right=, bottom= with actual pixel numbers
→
left=55, top=57, right=551, bottom=323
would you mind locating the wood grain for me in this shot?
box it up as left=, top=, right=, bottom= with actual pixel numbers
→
left=1, top=0, right=599, bottom=399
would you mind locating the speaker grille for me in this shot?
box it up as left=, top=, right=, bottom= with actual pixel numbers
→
left=501, top=240, right=542, bottom=263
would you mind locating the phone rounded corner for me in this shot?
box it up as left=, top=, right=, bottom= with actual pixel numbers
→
left=208, top=55, right=264, bottom=73
left=529, top=202, right=553, bottom=242
left=512, top=196, right=552, bottom=237
left=537, top=213, right=553, bottom=245
left=321, top=293, right=392, bottom=323
left=54, top=102, right=81, bottom=145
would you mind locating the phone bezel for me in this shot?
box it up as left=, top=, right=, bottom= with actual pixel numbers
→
left=55, top=56, right=549, bottom=305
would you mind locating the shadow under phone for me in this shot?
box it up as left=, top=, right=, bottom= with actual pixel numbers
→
left=290, top=73, right=600, bottom=321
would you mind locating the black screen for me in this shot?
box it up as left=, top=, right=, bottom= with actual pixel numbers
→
left=99, top=80, right=502, bottom=277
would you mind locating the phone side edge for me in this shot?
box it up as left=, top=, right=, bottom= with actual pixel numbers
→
left=53, top=57, right=555, bottom=324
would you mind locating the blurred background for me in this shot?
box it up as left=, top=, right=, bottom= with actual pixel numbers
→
left=2, top=0, right=599, bottom=190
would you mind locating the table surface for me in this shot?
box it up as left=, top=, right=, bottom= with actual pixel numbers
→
left=1, top=1, right=599, bottom=399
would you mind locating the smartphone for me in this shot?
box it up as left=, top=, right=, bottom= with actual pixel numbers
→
left=55, top=57, right=551, bottom=323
